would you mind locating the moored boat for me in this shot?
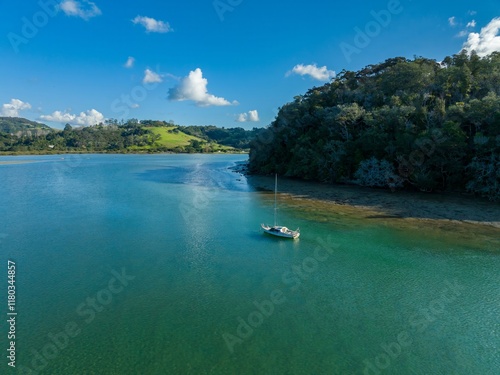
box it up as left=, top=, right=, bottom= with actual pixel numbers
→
left=261, top=223, right=300, bottom=239
left=261, top=174, right=300, bottom=239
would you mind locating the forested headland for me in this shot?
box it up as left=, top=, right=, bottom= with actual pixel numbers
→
left=249, top=51, right=500, bottom=201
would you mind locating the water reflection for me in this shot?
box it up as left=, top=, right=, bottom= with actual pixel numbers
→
left=136, top=162, right=251, bottom=192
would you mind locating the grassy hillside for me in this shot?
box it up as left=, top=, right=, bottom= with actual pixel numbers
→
left=151, top=126, right=203, bottom=148
left=130, top=126, right=236, bottom=152
left=0, top=117, right=51, bottom=133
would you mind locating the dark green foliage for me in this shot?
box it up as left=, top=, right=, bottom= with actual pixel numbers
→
left=0, top=119, right=244, bottom=154
left=249, top=52, right=500, bottom=200
left=181, top=125, right=262, bottom=149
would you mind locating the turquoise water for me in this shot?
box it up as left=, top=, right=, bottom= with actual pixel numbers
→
left=0, top=154, right=498, bottom=375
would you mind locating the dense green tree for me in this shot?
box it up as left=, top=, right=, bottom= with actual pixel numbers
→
left=249, top=53, right=500, bottom=200
left=0, top=119, right=248, bottom=154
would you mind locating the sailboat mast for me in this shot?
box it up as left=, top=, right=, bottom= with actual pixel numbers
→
left=274, top=173, right=277, bottom=226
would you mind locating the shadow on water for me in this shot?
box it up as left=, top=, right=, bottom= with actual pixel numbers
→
left=246, top=175, right=500, bottom=227
left=246, top=174, right=500, bottom=252
left=365, top=214, right=403, bottom=219
left=135, top=163, right=252, bottom=193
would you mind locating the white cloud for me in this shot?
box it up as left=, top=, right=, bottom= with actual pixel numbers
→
left=248, top=110, right=259, bottom=122
left=124, top=56, right=135, bottom=68
left=168, top=68, right=236, bottom=107
left=448, top=16, right=457, bottom=27
left=468, top=10, right=477, bottom=16
left=236, top=113, right=247, bottom=122
left=467, top=20, right=477, bottom=28
left=132, top=15, right=172, bottom=33
left=60, top=0, right=102, bottom=20
left=143, top=69, right=163, bottom=84
left=40, top=109, right=105, bottom=126
left=1, top=99, right=31, bottom=117
left=462, top=17, right=500, bottom=57
left=456, top=19, right=477, bottom=38
left=236, top=110, right=259, bottom=122
left=286, top=64, right=336, bottom=81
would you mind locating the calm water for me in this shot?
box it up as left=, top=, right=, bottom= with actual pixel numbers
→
left=0, top=154, right=498, bottom=375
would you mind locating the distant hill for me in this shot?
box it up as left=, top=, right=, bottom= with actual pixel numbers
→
left=0, top=119, right=248, bottom=154
left=0, top=117, right=52, bottom=133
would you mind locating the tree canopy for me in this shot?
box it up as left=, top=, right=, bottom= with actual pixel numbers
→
left=249, top=52, right=500, bottom=201
left=0, top=119, right=254, bottom=154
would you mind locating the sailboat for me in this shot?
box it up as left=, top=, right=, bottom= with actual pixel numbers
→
left=261, top=174, right=300, bottom=239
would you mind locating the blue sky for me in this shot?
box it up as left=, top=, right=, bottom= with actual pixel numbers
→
left=0, top=0, right=499, bottom=129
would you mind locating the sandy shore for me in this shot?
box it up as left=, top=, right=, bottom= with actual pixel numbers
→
left=246, top=175, right=500, bottom=230
left=0, top=160, right=37, bottom=165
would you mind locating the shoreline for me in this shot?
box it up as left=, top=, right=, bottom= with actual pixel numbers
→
left=0, top=160, right=39, bottom=165
left=0, top=150, right=248, bottom=156
left=246, top=175, right=500, bottom=230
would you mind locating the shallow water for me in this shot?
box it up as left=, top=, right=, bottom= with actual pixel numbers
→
left=0, top=154, right=498, bottom=374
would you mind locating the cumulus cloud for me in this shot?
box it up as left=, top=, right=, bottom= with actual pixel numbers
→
left=466, top=20, right=477, bottom=28
left=462, top=17, right=500, bottom=57
left=286, top=64, right=336, bottom=81
left=456, top=19, right=477, bottom=38
left=40, top=109, right=105, bottom=126
left=168, top=68, right=236, bottom=107
left=60, top=0, right=102, bottom=20
left=143, top=69, right=163, bottom=84
left=448, top=16, right=457, bottom=27
left=132, top=15, right=172, bottom=33
left=124, top=56, right=135, bottom=68
left=1, top=99, right=31, bottom=117
left=236, top=110, right=259, bottom=122
left=248, top=110, right=259, bottom=122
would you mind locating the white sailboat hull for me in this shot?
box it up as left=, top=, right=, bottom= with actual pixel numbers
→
left=261, top=224, right=300, bottom=239
left=261, top=174, right=301, bottom=239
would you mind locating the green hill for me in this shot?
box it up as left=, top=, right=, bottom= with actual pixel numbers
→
left=128, top=125, right=236, bottom=152
left=0, top=119, right=244, bottom=154
left=0, top=117, right=51, bottom=133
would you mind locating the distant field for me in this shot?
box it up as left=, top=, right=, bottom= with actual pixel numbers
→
left=131, top=126, right=236, bottom=151
left=151, top=126, right=200, bottom=148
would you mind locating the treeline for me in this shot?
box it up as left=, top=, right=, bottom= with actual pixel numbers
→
left=0, top=119, right=257, bottom=154
left=249, top=51, right=500, bottom=201
left=0, top=121, right=158, bottom=153
left=181, top=125, right=264, bottom=149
